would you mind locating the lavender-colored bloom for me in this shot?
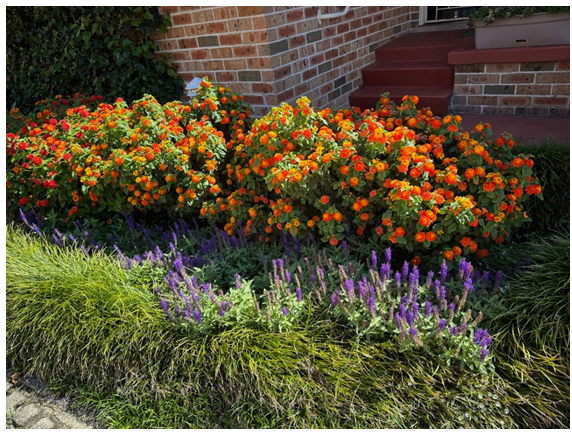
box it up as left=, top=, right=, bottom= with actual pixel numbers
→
left=458, top=258, right=466, bottom=280
left=19, top=209, right=30, bottom=226
left=193, top=310, right=203, bottom=324
left=405, top=310, right=415, bottom=327
left=481, top=271, right=490, bottom=288
left=472, top=270, right=481, bottom=284
left=424, top=301, right=432, bottom=317
left=493, top=271, right=503, bottom=293
left=449, top=325, right=459, bottom=336
left=371, top=251, right=378, bottom=269
left=463, top=278, right=474, bottom=295
left=169, top=242, right=176, bottom=252
left=282, top=307, right=288, bottom=316
left=380, top=264, right=390, bottom=281
left=411, top=302, right=419, bottom=318
left=426, top=270, right=434, bottom=288
left=440, top=260, right=448, bottom=283
left=438, top=319, right=447, bottom=332
left=402, top=261, right=409, bottom=280
left=235, top=273, right=241, bottom=289
left=409, top=327, right=418, bottom=338
left=53, top=234, right=62, bottom=247
left=331, top=293, right=337, bottom=308
left=285, top=270, right=291, bottom=284
left=218, top=307, right=225, bottom=317
left=439, top=285, right=447, bottom=301
left=385, top=248, right=392, bottom=265
left=295, top=287, right=302, bottom=302
left=357, top=280, right=367, bottom=299
left=277, top=258, right=284, bottom=269
left=460, top=323, right=468, bottom=334
left=394, top=272, right=401, bottom=289
left=160, top=299, right=173, bottom=320
left=81, top=245, right=89, bottom=256
left=32, top=224, right=42, bottom=237
left=464, top=261, right=472, bottom=281
left=342, top=240, right=348, bottom=257
left=201, top=283, right=211, bottom=294
left=399, top=303, right=406, bottom=319
left=480, top=346, right=489, bottom=362
left=310, top=274, right=317, bottom=283
left=368, top=295, right=376, bottom=317
left=344, top=279, right=354, bottom=294
left=448, top=303, right=456, bottom=314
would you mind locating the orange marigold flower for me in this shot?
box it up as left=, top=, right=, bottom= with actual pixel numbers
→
left=419, top=215, right=431, bottom=227
left=426, top=231, right=437, bottom=242
left=415, top=232, right=426, bottom=243
left=483, top=182, right=496, bottom=192
left=476, top=249, right=489, bottom=258
left=360, top=213, right=369, bottom=221
left=526, top=184, right=542, bottom=195
left=323, top=212, right=332, bottom=222
left=444, top=173, right=457, bottom=185
left=460, top=237, right=471, bottom=247
left=320, top=195, right=329, bottom=204
left=395, top=227, right=406, bottom=237
left=350, top=177, right=359, bottom=186
left=333, top=212, right=343, bottom=222
left=444, top=250, right=455, bottom=260
left=512, top=157, right=524, bottom=167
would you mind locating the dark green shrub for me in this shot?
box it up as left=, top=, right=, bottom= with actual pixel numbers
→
left=6, top=6, right=183, bottom=113
left=511, top=141, right=570, bottom=239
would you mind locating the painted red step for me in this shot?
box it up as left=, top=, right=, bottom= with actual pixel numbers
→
left=374, top=29, right=473, bottom=62
left=349, top=86, right=453, bottom=115
left=361, top=60, right=454, bottom=87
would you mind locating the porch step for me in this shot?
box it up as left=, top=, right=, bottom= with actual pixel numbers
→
left=349, top=85, right=453, bottom=114
left=361, top=60, right=454, bottom=87
left=349, top=29, right=474, bottom=114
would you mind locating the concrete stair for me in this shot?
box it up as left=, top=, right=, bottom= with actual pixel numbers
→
left=349, top=29, right=474, bottom=114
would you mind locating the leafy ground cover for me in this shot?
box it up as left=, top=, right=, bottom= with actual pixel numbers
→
left=5, top=83, right=569, bottom=428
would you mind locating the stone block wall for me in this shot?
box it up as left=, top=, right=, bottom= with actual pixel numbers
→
left=154, top=6, right=419, bottom=116
left=452, top=60, right=570, bottom=117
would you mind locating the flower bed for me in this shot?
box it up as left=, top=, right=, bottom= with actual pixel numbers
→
left=6, top=79, right=543, bottom=268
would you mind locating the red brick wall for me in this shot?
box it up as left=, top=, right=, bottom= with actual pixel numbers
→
left=155, top=6, right=419, bottom=116
left=452, top=60, right=570, bottom=117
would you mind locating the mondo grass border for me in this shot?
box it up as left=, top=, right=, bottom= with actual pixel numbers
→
left=7, top=225, right=515, bottom=429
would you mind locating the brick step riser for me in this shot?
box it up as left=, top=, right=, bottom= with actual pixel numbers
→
left=362, top=67, right=454, bottom=87
left=375, top=48, right=450, bottom=63
left=349, top=94, right=451, bottom=115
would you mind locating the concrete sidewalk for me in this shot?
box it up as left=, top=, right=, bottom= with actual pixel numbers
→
left=457, top=114, right=570, bottom=143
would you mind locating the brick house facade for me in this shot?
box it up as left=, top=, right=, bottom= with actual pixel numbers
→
left=155, top=6, right=419, bottom=116
left=154, top=6, right=569, bottom=117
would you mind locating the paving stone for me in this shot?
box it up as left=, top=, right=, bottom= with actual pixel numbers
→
left=6, top=390, right=30, bottom=410
left=53, top=409, right=92, bottom=429
left=12, top=403, right=43, bottom=428
left=30, top=416, right=65, bottom=429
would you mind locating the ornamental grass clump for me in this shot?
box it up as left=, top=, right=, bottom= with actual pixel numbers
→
left=7, top=225, right=515, bottom=428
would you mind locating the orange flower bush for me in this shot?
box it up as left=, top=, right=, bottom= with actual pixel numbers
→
left=7, top=94, right=226, bottom=220
left=6, top=79, right=542, bottom=264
